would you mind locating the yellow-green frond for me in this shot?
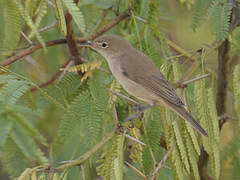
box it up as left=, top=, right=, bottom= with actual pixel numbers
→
left=129, top=128, right=143, bottom=164
left=233, top=64, right=240, bottom=133
left=97, top=133, right=125, bottom=180
left=60, top=60, right=102, bottom=82
left=55, top=0, right=67, bottom=35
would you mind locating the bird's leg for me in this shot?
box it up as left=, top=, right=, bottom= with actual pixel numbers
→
left=124, top=104, right=155, bottom=125
left=132, top=103, right=148, bottom=112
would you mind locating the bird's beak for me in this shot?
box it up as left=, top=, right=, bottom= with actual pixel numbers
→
left=78, top=40, right=92, bottom=48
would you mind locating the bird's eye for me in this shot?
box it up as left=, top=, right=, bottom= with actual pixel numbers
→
left=101, top=42, right=108, bottom=48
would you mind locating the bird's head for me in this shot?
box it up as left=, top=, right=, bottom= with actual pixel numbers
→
left=80, top=35, right=132, bottom=59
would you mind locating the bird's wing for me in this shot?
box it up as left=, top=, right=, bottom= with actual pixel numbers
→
left=120, top=51, right=184, bottom=106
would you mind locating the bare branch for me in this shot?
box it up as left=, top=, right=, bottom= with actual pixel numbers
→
left=45, top=0, right=56, bottom=9
left=39, top=21, right=58, bottom=33
left=47, top=146, right=54, bottom=180
left=0, top=39, right=67, bottom=67
left=182, top=74, right=210, bottom=86
left=218, top=113, right=237, bottom=121
left=80, top=165, right=86, bottom=180
left=124, top=161, right=147, bottom=180
left=30, top=58, right=72, bottom=92
left=112, top=104, right=120, bottom=128
left=89, top=8, right=131, bottom=40
left=0, top=5, right=134, bottom=67
left=21, top=31, right=33, bottom=45
left=151, top=143, right=175, bottom=180
left=125, top=134, right=146, bottom=146
left=175, top=74, right=210, bottom=89
left=106, top=88, right=139, bottom=105
left=56, top=132, right=115, bottom=171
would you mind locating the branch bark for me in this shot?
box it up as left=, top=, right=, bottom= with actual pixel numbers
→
left=217, top=40, right=230, bottom=129
left=65, top=0, right=84, bottom=69
left=30, top=58, right=72, bottom=92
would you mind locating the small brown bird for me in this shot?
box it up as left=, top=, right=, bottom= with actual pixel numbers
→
left=82, top=35, right=208, bottom=137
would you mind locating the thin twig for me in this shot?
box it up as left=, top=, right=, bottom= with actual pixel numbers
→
left=124, top=161, right=147, bottom=180
left=175, top=74, right=210, bottom=89
left=39, top=21, right=58, bottom=33
left=125, top=134, right=146, bottom=146
left=166, top=39, right=196, bottom=62
left=178, top=61, right=200, bottom=83
left=21, top=31, right=33, bottom=45
left=0, top=39, right=67, bottom=67
left=57, top=60, right=74, bottom=82
left=65, top=0, right=84, bottom=67
left=132, top=15, right=147, bottom=23
left=45, top=0, right=56, bottom=9
left=151, top=143, right=175, bottom=180
left=56, top=132, right=115, bottom=171
left=182, top=74, right=210, bottom=86
left=112, top=104, right=120, bottom=128
left=47, top=146, right=54, bottom=180
left=30, top=58, right=72, bottom=91
left=80, top=165, right=86, bottom=180
left=89, top=8, right=131, bottom=40
left=218, top=113, right=237, bottom=121
left=106, top=88, right=139, bottom=105
left=0, top=6, right=133, bottom=67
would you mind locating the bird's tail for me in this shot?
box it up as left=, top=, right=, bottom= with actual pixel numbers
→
left=166, top=103, right=208, bottom=137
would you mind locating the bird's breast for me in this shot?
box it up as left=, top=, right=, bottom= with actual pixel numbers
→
left=106, top=58, right=158, bottom=104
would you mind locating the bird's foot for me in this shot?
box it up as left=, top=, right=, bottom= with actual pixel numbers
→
left=124, top=104, right=155, bottom=127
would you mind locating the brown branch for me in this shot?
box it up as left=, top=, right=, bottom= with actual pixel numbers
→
left=65, top=0, right=84, bottom=68
left=0, top=39, right=67, bottom=67
left=124, top=161, right=147, bottom=180
left=88, top=8, right=132, bottom=40
left=55, top=132, right=115, bottom=171
left=174, top=74, right=210, bottom=89
left=47, top=146, right=54, bottom=180
left=217, top=39, right=230, bottom=129
left=0, top=5, right=132, bottom=68
left=30, top=58, right=72, bottom=92
left=80, top=165, right=86, bottom=180
left=151, top=143, right=175, bottom=180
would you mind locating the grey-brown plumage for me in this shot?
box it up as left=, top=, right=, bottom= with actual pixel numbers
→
left=85, top=35, right=207, bottom=137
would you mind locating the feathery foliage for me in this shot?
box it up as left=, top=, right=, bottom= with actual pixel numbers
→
left=128, top=128, right=143, bottom=164
left=60, top=60, right=102, bottom=82
left=2, top=0, right=22, bottom=49
left=13, top=0, right=46, bottom=51
left=97, top=133, right=125, bottom=180
left=55, top=0, right=67, bottom=35
left=191, top=0, right=211, bottom=31
left=62, top=0, right=86, bottom=33
left=28, top=0, right=47, bottom=38
left=207, top=0, right=232, bottom=41
left=233, top=64, right=240, bottom=133
left=194, top=79, right=220, bottom=179
left=1, top=0, right=239, bottom=179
